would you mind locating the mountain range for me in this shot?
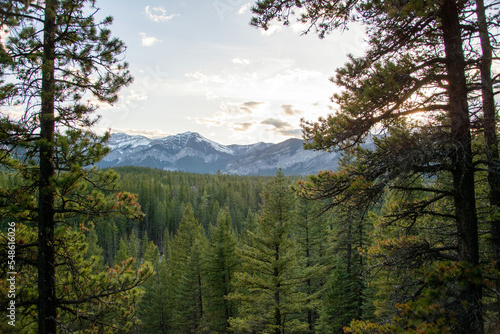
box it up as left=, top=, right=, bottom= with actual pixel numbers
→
left=98, top=132, right=340, bottom=176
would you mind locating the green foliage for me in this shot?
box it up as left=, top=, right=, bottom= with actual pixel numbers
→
left=229, top=170, right=309, bottom=333
left=0, top=224, right=153, bottom=333
left=168, top=204, right=207, bottom=333
left=293, top=197, right=330, bottom=332
left=139, top=241, right=175, bottom=333
left=0, top=1, right=142, bottom=331
left=317, top=258, right=359, bottom=334
left=204, top=208, right=240, bottom=333
left=251, top=1, right=500, bottom=332
left=112, top=167, right=269, bottom=245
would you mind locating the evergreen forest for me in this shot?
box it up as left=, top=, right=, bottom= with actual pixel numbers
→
left=1, top=0, right=500, bottom=333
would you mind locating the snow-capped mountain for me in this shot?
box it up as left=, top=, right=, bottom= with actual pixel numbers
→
left=98, top=132, right=340, bottom=175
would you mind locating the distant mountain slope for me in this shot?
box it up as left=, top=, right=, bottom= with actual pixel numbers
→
left=98, top=132, right=339, bottom=175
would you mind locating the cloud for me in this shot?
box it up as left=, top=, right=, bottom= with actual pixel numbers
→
left=233, top=121, right=255, bottom=131
left=265, top=68, right=323, bottom=86
left=261, top=118, right=291, bottom=129
left=238, top=3, right=252, bottom=15
left=220, top=101, right=262, bottom=115
left=206, top=92, right=219, bottom=100
left=261, top=24, right=283, bottom=36
left=122, top=89, right=148, bottom=105
left=277, top=128, right=302, bottom=137
left=145, top=6, right=179, bottom=22
left=242, top=101, right=264, bottom=109
left=185, top=71, right=227, bottom=84
left=261, top=117, right=302, bottom=137
left=232, top=57, right=250, bottom=66
left=139, top=33, right=162, bottom=47
left=196, top=102, right=264, bottom=129
left=196, top=112, right=226, bottom=127
left=240, top=101, right=264, bottom=113
left=281, top=104, right=301, bottom=116
left=109, top=128, right=172, bottom=138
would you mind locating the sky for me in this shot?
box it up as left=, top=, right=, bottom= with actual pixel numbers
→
left=93, top=0, right=367, bottom=145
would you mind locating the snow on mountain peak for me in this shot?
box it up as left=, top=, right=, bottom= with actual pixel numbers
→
left=101, top=132, right=340, bottom=175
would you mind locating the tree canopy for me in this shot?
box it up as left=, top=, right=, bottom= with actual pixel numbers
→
left=0, top=1, right=150, bottom=332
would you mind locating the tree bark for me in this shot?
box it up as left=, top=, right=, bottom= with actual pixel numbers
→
left=38, top=1, right=58, bottom=333
left=476, top=0, right=500, bottom=325
left=440, top=0, right=483, bottom=332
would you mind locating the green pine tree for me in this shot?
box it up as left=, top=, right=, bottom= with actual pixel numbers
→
left=139, top=241, right=175, bottom=333
left=204, top=208, right=240, bottom=333
left=169, top=204, right=207, bottom=333
left=316, top=258, right=359, bottom=334
left=229, top=170, right=308, bottom=334
left=293, top=197, right=330, bottom=332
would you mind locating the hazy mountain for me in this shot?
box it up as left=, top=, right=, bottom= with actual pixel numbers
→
left=98, top=132, right=340, bottom=175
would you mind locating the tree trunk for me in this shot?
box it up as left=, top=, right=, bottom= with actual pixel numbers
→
left=440, top=1, right=483, bottom=332
left=476, top=0, right=500, bottom=326
left=38, top=1, right=58, bottom=333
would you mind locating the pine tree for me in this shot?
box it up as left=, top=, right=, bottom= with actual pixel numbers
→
left=293, top=197, right=329, bottom=332
left=85, top=226, right=105, bottom=271
left=114, top=237, right=130, bottom=266
left=251, top=1, right=495, bottom=331
left=139, top=241, right=175, bottom=333
left=229, top=170, right=308, bottom=334
left=169, top=204, right=207, bottom=333
left=0, top=1, right=136, bottom=332
left=204, top=208, right=240, bottom=333
left=0, top=224, right=152, bottom=333
left=317, top=258, right=359, bottom=334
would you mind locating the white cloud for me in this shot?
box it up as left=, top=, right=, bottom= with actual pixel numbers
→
left=261, top=24, right=283, bottom=36
left=139, top=33, right=162, bottom=47
left=109, top=128, right=172, bottom=138
left=125, top=89, right=148, bottom=104
left=264, top=68, right=323, bottom=89
left=182, top=63, right=331, bottom=106
left=232, top=57, right=250, bottom=66
left=185, top=71, right=228, bottom=84
left=145, top=6, right=179, bottom=23
left=206, top=92, right=219, bottom=100
left=238, top=3, right=252, bottom=15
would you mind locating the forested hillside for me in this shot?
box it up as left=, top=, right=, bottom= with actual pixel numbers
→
left=95, top=167, right=272, bottom=265
left=2, top=0, right=500, bottom=333
left=78, top=167, right=377, bottom=333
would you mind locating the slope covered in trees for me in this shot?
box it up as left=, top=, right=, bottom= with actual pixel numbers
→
left=1, top=0, right=500, bottom=333
left=252, top=0, right=500, bottom=332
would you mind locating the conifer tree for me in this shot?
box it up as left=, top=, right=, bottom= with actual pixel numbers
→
left=293, top=197, right=329, bottom=332
left=251, top=1, right=498, bottom=331
left=139, top=241, right=175, bottom=334
left=0, top=224, right=151, bottom=333
left=114, top=237, right=130, bottom=266
left=169, top=204, right=207, bottom=333
left=229, top=170, right=308, bottom=334
left=317, top=258, right=359, bottom=334
left=85, top=226, right=105, bottom=271
left=204, top=208, right=240, bottom=333
left=0, top=1, right=137, bottom=332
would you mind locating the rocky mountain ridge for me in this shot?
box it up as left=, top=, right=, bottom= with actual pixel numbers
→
left=98, top=132, right=340, bottom=176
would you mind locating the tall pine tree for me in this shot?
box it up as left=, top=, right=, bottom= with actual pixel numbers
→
left=204, top=208, right=240, bottom=333
left=0, top=1, right=137, bottom=332
left=168, top=204, right=207, bottom=333
left=229, top=170, right=308, bottom=334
